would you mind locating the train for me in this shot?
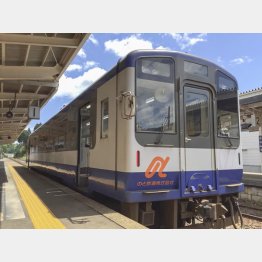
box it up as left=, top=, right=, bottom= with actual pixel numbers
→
left=27, top=50, right=244, bottom=228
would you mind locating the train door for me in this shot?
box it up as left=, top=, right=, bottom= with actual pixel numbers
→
left=183, top=85, right=216, bottom=195
left=78, top=103, right=91, bottom=186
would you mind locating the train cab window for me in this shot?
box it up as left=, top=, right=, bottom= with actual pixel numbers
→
left=141, top=59, right=171, bottom=78
left=101, top=98, right=109, bottom=138
left=185, top=91, right=209, bottom=137
left=136, top=57, right=176, bottom=134
left=184, top=61, right=208, bottom=77
left=217, top=73, right=239, bottom=138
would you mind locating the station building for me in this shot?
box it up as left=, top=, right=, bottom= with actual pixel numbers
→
left=240, top=88, right=262, bottom=173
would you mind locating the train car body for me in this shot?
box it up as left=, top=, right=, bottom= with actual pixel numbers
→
left=28, top=50, right=244, bottom=228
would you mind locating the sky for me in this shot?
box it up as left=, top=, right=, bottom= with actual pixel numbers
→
left=27, top=33, right=262, bottom=131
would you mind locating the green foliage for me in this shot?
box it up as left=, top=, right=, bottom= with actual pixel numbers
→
left=34, top=123, right=42, bottom=131
left=1, top=143, right=26, bottom=158
left=13, top=143, right=26, bottom=158
left=2, top=127, right=31, bottom=159
left=1, top=143, right=17, bottom=154
left=1, top=124, right=41, bottom=159
left=17, top=129, right=31, bottom=145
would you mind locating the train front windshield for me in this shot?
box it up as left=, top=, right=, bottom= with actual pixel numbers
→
left=136, top=57, right=176, bottom=134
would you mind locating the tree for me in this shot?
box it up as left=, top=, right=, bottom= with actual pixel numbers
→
left=14, top=143, right=26, bottom=158
left=17, top=129, right=31, bottom=145
left=1, top=143, right=16, bottom=154
left=34, top=123, right=42, bottom=131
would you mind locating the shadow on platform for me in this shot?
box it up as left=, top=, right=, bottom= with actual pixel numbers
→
left=0, top=160, right=8, bottom=218
left=12, top=164, right=113, bottom=222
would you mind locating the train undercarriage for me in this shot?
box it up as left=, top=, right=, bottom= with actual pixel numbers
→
left=121, top=194, right=243, bottom=229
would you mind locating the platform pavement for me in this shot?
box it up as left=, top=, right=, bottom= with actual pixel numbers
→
left=243, top=172, right=262, bottom=187
left=0, top=160, right=33, bottom=228
left=0, top=158, right=146, bottom=229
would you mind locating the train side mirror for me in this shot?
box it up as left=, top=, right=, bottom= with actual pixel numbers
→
left=119, top=91, right=136, bottom=120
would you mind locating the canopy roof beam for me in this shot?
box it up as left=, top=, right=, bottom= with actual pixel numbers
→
left=0, top=34, right=80, bottom=48
left=0, top=92, right=48, bottom=100
left=0, top=65, right=62, bottom=80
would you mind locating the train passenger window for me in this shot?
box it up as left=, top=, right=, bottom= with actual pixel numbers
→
left=33, top=137, right=38, bottom=153
left=54, top=136, right=65, bottom=150
left=217, top=73, right=239, bottom=138
left=80, top=103, right=92, bottom=146
left=185, top=91, right=209, bottom=137
left=58, top=136, right=65, bottom=149
left=101, top=98, right=109, bottom=138
left=136, top=58, right=176, bottom=134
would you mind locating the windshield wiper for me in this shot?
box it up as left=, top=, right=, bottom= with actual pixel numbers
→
left=154, top=106, right=170, bottom=145
left=221, top=133, right=233, bottom=147
left=226, top=135, right=233, bottom=147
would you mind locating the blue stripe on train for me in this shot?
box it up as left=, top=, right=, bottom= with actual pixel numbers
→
left=88, top=167, right=243, bottom=201
left=218, top=169, right=243, bottom=185
left=29, top=160, right=243, bottom=202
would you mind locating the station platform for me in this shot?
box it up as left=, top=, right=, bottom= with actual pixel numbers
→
left=243, top=172, right=262, bottom=187
left=0, top=158, right=146, bottom=229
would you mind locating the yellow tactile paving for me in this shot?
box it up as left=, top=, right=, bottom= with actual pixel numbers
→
left=7, top=164, right=65, bottom=229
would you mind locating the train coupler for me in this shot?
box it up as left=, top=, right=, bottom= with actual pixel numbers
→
left=196, top=200, right=228, bottom=228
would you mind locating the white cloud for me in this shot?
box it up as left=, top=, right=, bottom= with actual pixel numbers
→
left=215, top=56, right=226, bottom=68
left=217, top=56, right=223, bottom=64
left=54, top=67, right=107, bottom=99
left=89, top=34, right=99, bottom=45
left=156, top=46, right=171, bottom=50
left=231, top=58, right=244, bottom=65
left=230, top=56, right=253, bottom=65
left=66, top=64, right=82, bottom=72
left=65, top=61, right=99, bottom=73
left=169, top=33, right=207, bottom=50
left=85, top=60, right=98, bottom=69
left=246, top=56, right=253, bottom=63
left=104, top=35, right=153, bottom=57
left=77, top=48, right=86, bottom=58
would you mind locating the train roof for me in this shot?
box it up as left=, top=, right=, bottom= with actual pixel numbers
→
left=30, top=49, right=237, bottom=136
left=119, top=49, right=237, bottom=81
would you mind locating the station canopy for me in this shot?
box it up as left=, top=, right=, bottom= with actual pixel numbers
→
left=240, top=88, right=262, bottom=118
left=0, top=33, right=89, bottom=145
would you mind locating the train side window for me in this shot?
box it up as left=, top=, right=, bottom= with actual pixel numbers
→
left=101, top=98, right=109, bottom=138
left=80, top=103, right=92, bottom=147
left=54, top=137, right=59, bottom=150
left=216, top=73, right=239, bottom=138
left=58, top=136, right=65, bottom=149
left=34, top=137, right=38, bottom=153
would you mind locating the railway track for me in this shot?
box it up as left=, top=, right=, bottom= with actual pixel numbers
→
left=240, top=204, right=262, bottom=212
left=242, top=213, right=262, bottom=222
left=238, top=203, right=262, bottom=228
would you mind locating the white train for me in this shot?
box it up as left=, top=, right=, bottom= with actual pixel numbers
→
left=28, top=50, right=244, bottom=228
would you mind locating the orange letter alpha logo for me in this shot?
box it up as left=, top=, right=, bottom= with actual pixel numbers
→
left=145, top=156, right=170, bottom=179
